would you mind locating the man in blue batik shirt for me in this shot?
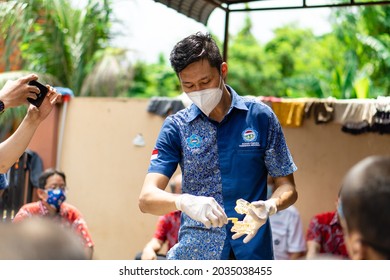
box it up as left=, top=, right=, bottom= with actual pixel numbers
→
left=139, top=32, right=298, bottom=260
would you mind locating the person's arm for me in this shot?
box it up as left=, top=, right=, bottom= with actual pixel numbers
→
left=306, top=240, right=321, bottom=259
left=0, top=86, right=60, bottom=173
left=85, top=246, right=94, bottom=260
left=139, top=172, right=227, bottom=228
left=263, top=109, right=298, bottom=211
left=232, top=174, right=297, bottom=243
left=270, top=174, right=298, bottom=211
left=305, top=215, right=322, bottom=259
left=140, top=238, right=164, bottom=260
left=288, top=251, right=306, bottom=260
left=139, top=172, right=177, bottom=215
left=0, top=74, right=40, bottom=109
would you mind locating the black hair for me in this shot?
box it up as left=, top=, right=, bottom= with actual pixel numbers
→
left=169, top=32, right=223, bottom=75
left=38, top=168, right=66, bottom=189
left=340, top=156, right=390, bottom=259
left=0, top=217, right=87, bottom=259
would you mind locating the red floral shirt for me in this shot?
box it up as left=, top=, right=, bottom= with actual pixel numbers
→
left=13, top=201, right=94, bottom=248
left=153, top=210, right=181, bottom=250
left=306, top=211, right=348, bottom=258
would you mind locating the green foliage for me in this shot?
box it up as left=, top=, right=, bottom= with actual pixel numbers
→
left=127, top=6, right=388, bottom=99
left=80, top=47, right=133, bottom=97
left=263, top=25, right=320, bottom=97
left=329, top=6, right=390, bottom=98
left=0, top=0, right=116, bottom=128
left=227, top=6, right=388, bottom=99
left=0, top=1, right=388, bottom=100
left=127, top=54, right=179, bottom=98
left=227, top=15, right=266, bottom=96
left=0, top=1, right=29, bottom=72
left=0, top=0, right=113, bottom=96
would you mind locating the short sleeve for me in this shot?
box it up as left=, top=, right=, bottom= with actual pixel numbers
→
left=265, top=112, right=297, bottom=177
left=148, top=116, right=182, bottom=177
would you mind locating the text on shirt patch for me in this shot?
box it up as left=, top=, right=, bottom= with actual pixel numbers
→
left=186, top=134, right=202, bottom=148
left=239, top=128, right=260, bottom=147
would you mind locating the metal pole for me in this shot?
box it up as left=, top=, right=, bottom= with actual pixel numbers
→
left=223, top=6, right=230, bottom=63
left=56, top=94, right=71, bottom=169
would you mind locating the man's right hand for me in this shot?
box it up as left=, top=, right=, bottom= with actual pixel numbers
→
left=26, top=85, right=61, bottom=123
left=175, top=193, right=227, bottom=228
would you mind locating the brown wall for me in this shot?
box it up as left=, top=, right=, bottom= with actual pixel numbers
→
left=283, top=120, right=390, bottom=228
left=57, top=98, right=165, bottom=260
left=28, top=97, right=390, bottom=259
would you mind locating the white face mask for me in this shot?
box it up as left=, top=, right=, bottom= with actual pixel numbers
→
left=185, top=77, right=223, bottom=116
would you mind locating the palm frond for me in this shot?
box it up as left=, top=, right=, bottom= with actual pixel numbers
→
left=80, top=48, right=133, bottom=97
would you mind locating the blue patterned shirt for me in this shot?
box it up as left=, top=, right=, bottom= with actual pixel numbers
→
left=148, top=86, right=297, bottom=259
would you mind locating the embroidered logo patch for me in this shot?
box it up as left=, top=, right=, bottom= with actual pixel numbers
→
left=187, top=134, right=202, bottom=148
left=242, top=128, right=258, bottom=142
left=239, top=128, right=261, bottom=147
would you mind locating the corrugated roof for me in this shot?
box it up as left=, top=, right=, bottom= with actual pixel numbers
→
left=153, top=0, right=390, bottom=26
left=152, top=0, right=224, bottom=25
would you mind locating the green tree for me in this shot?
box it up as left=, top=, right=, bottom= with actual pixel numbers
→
left=0, top=0, right=121, bottom=95
left=0, top=0, right=116, bottom=127
left=227, top=15, right=269, bottom=96
left=19, top=0, right=113, bottom=95
left=263, top=24, right=322, bottom=98
left=127, top=54, right=179, bottom=98
left=112, top=4, right=390, bottom=100
left=80, top=47, right=133, bottom=97
left=330, top=6, right=390, bottom=98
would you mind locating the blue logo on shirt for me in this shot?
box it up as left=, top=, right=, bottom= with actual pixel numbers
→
left=242, top=128, right=258, bottom=142
left=187, top=134, right=202, bottom=148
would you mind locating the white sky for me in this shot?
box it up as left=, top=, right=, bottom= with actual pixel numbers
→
left=110, top=0, right=333, bottom=63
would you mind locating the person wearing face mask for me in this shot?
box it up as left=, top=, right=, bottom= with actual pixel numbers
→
left=12, top=168, right=94, bottom=259
left=139, top=32, right=298, bottom=260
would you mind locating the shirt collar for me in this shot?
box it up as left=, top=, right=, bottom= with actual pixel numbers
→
left=39, top=200, right=65, bottom=216
left=39, top=200, right=50, bottom=215
left=330, top=211, right=340, bottom=226
left=184, top=85, right=248, bottom=123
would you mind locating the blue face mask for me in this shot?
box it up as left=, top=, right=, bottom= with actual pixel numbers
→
left=46, top=189, right=66, bottom=210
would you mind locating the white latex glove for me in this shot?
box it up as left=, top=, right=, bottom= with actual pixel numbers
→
left=175, top=193, right=228, bottom=228
left=232, top=198, right=277, bottom=243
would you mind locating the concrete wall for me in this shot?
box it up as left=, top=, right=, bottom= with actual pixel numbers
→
left=28, top=97, right=390, bottom=259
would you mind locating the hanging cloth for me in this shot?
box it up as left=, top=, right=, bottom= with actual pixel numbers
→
left=304, top=99, right=335, bottom=124
left=272, top=99, right=306, bottom=127
left=340, top=100, right=376, bottom=135
left=147, top=97, right=185, bottom=117
left=370, top=96, right=390, bottom=134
